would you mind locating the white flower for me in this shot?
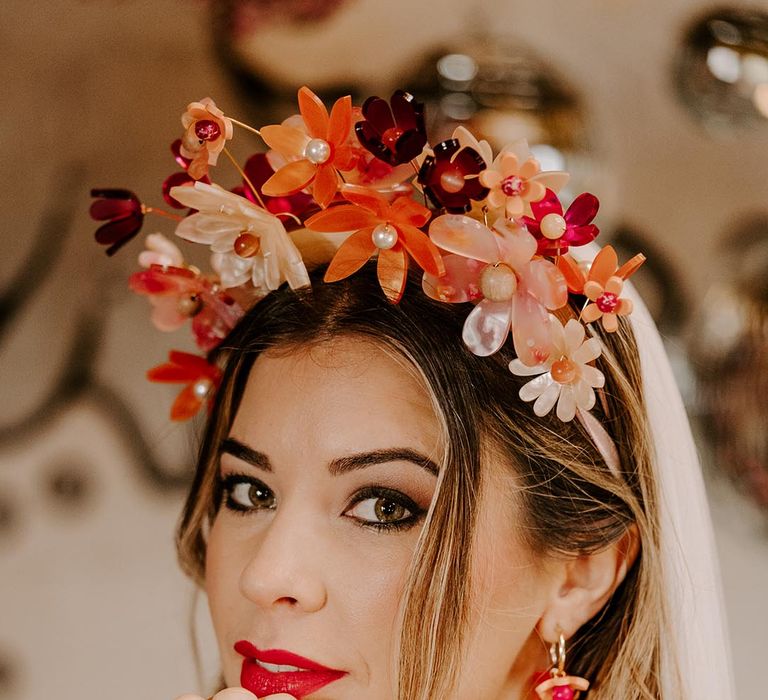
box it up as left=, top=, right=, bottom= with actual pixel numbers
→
left=508, top=317, right=604, bottom=422
left=138, top=233, right=184, bottom=268
left=169, top=182, right=310, bottom=291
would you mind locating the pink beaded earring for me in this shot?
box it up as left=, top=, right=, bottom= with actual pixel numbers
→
left=534, top=632, right=590, bottom=699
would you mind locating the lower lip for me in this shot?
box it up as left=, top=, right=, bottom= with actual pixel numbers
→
left=240, top=658, right=346, bottom=698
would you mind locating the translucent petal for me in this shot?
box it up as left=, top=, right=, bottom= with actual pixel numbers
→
left=533, top=381, right=561, bottom=417
left=259, top=125, right=309, bottom=158
left=588, top=245, right=618, bottom=287
left=499, top=139, right=532, bottom=166
left=298, top=86, right=330, bottom=138
left=616, top=253, right=646, bottom=280
left=602, top=313, right=619, bottom=332
left=616, top=298, right=633, bottom=316
left=399, top=225, right=444, bottom=277
left=175, top=214, right=238, bottom=244
left=327, top=95, right=352, bottom=146
left=462, top=300, right=513, bottom=357
left=581, top=303, right=603, bottom=323
left=522, top=258, right=568, bottom=309
left=518, top=158, right=540, bottom=179
left=605, top=276, right=624, bottom=295
left=390, top=196, right=431, bottom=228
left=210, top=232, right=238, bottom=253
left=150, top=299, right=187, bottom=332
left=377, top=246, right=408, bottom=303
left=312, top=163, right=339, bottom=209
left=324, top=227, right=376, bottom=282
left=533, top=171, right=570, bottom=194
left=494, top=220, right=537, bottom=269
left=170, top=384, right=204, bottom=421
left=573, top=380, right=596, bottom=411
left=429, top=214, right=500, bottom=263
left=341, top=185, right=389, bottom=218
left=305, top=205, right=378, bottom=232
left=422, top=254, right=483, bottom=303
left=565, top=192, right=599, bottom=225
left=262, top=160, right=316, bottom=197
left=563, top=319, right=586, bottom=354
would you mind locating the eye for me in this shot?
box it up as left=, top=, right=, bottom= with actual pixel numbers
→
left=219, top=474, right=276, bottom=513
left=345, top=487, right=424, bottom=532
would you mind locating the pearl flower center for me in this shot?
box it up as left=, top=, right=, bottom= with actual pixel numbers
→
left=371, top=223, right=398, bottom=249
left=304, top=138, right=332, bottom=164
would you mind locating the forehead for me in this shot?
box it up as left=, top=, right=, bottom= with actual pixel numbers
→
left=229, top=337, right=441, bottom=463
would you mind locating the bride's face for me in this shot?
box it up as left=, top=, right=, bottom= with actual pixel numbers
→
left=205, top=338, right=556, bottom=699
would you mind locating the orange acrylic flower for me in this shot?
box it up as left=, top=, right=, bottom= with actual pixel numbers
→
left=260, top=86, right=355, bottom=209
left=557, top=246, right=645, bottom=333
left=305, top=186, right=445, bottom=303
left=147, top=350, right=221, bottom=421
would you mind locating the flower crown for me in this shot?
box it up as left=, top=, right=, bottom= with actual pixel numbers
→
left=90, top=87, right=645, bottom=474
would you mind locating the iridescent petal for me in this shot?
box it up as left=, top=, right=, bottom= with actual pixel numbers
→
left=572, top=337, right=603, bottom=364
left=210, top=232, right=239, bottom=253
left=556, top=385, right=577, bottom=422
left=522, top=258, right=568, bottom=310
left=500, top=139, right=532, bottom=166
left=580, top=365, right=605, bottom=388
left=429, top=215, right=500, bottom=263
left=533, top=171, right=570, bottom=194
left=377, top=246, right=408, bottom=303
left=462, top=300, right=513, bottom=356
left=422, top=254, right=483, bottom=303
left=511, top=292, right=552, bottom=366
left=494, top=220, right=537, bottom=270
left=520, top=373, right=554, bottom=401
left=533, top=380, right=561, bottom=417
left=563, top=319, right=586, bottom=354
left=510, top=359, right=551, bottom=377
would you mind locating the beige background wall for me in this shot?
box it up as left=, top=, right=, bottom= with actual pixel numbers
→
left=1, top=1, right=766, bottom=698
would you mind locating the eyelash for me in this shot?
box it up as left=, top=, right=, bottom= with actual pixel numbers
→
left=217, top=473, right=425, bottom=533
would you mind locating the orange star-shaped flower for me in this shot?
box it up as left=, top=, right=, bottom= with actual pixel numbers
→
left=260, top=86, right=355, bottom=209
left=305, top=186, right=445, bottom=303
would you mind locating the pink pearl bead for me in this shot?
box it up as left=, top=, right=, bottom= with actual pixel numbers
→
left=552, top=685, right=575, bottom=700
left=501, top=174, right=524, bottom=196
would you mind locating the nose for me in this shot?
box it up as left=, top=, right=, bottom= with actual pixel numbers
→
left=238, top=504, right=328, bottom=613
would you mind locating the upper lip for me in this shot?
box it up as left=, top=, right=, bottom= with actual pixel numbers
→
left=234, top=640, right=346, bottom=674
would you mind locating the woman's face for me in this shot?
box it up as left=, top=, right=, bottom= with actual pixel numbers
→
left=205, top=338, right=556, bottom=699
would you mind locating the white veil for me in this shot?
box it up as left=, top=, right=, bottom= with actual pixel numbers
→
left=573, top=244, right=736, bottom=697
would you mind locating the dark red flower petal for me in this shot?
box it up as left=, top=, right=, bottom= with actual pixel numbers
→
left=162, top=171, right=197, bottom=209
left=361, top=95, right=396, bottom=132
left=417, top=140, right=488, bottom=213
left=390, top=90, right=422, bottom=132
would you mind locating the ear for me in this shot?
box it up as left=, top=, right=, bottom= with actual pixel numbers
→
left=537, top=524, right=640, bottom=642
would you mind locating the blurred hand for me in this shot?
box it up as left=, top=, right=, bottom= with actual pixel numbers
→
left=174, top=689, right=297, bottom=700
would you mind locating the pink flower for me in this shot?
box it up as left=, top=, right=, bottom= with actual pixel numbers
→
left=424, top=215, right=568, bottom=365
left=479, top=140, right=569, bottom=218
left=521, top=189, right=600, bottom=256
left=179, top=98, right=234, bottom=180
left=509, top=317, right=605, bottom=423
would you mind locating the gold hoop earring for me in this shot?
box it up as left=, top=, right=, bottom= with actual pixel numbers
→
left=534, top=632, right=590, bottom=699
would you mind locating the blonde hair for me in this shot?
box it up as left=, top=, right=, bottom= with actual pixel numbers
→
left=177, top=263, right=676, bottom=699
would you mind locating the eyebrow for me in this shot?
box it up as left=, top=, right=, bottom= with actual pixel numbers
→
left=219, top=437, right=439, bottom=477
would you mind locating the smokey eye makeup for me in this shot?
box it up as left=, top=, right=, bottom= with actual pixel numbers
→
left=215, top=471, right=427, bottom=533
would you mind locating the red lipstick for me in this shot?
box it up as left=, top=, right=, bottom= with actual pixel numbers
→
left=235, top=640, right=347, bottom=698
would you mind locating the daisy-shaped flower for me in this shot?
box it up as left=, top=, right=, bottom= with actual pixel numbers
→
left=557, top=246, right=645, bottom=333
left=509, top=317, right=605, bottom=423
left=354, top=90, right=428, bottom=166
left=170, top=182, right=310, bottom=292
left=479, top=139, right=569, bottom=218
left=90, top=188, right=145, bottom=256
left=417, top=139, right=489, bottom=213
left=147, top=351, right=222, bottom=421
left=305, top=186, right=443, bottom=303
left=260, top=86, right=354, bottom=208
left=179, top=98, right=234, bottom=181
left=521, top=188, right=600, bottom=256
left=424, top=216, right=568, bottom=364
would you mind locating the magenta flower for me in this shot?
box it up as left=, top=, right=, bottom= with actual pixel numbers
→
left=521, top=189, right=600, bottom=256
left=417, top=139, right=489, bottom=213
left=90, top=188, right=145, bottom=256
left=355, top=90, right=428, bottom=166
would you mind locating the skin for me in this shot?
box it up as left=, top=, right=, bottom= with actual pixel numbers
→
left=204, top=337, right=635, bottom=699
